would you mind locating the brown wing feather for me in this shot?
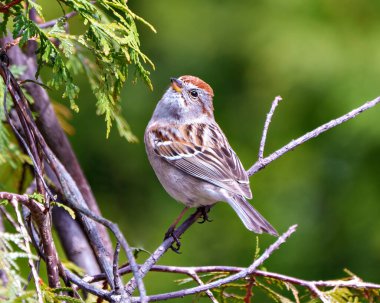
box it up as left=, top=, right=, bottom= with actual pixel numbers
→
left=148, top=122, right=252, bottom=199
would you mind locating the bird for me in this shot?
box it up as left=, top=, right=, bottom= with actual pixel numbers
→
left=144, top=75, right=278, bottom=243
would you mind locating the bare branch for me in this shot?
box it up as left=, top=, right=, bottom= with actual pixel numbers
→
left=188, top=271, right=219, bottom=303
left=258, top=95, right=282, bottom=160
left=248, top=96, right=380, bottom=176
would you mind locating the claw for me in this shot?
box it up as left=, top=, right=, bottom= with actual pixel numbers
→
left=164, top=227, right=182, bottom=253
left=170, top=233, right=182, bottom=253
left=164, top=226, right=175, bottom=241
left=198, top=206, right=212, bottom=224
left=163, top=207, right=189, bottom=253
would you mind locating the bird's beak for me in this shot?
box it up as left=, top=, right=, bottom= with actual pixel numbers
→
left=170, top=77, right=183, bottom=93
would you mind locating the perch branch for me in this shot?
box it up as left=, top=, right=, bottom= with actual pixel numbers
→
left=74, top=225, right=297, bottom=302
left=129, top=225, right=297, bottom=302
left=125, top=209, right=203, bottom=294
left=249, top=96, right=380, bottom=176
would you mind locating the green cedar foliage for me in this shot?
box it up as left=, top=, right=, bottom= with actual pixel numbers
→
left=1, top=0, right=155, bottom=142
left=0, top=231, right=37, bottom=302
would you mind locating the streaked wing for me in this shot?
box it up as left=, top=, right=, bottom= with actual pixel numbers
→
left=147, top=122, right=252, bottom=199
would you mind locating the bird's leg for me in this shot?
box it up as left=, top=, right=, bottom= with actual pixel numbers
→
left=164, top=206, right=189, bottom=253
left=197, top=206, right=212, bottom=224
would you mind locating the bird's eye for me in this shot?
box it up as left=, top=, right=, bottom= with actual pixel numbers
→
left=189, top=90, right=198, bottom=98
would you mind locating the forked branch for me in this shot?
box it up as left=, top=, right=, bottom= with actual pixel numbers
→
left=249, top=96, right=380, bottom=176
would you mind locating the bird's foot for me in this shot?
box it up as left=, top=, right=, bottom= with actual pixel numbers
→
left=164, top=227, right=182, bottom=254
left=197, top=206, right=212, bottom=224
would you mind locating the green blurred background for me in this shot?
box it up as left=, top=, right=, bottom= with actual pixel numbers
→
left=44, top=0, right=380, bottom=301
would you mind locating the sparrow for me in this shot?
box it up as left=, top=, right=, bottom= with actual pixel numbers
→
left=144, top=75, right=277, bottom=237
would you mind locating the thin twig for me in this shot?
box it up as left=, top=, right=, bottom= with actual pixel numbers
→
left=113, top=242, right=122, bottom=295
left=0, top=205, right=19, bottom=230
left=248, top=96, right=380, bottom=176
left=39, top=11, right=78, bottom=29
left=0, top=0, right=22, bottom=13
left=258, top=95, right=282, bottom=160
left=3, top=37, right=37, bottom=51
left=65, top=270, right=114, bottom=300
left=10, top=198, right=44, bottom=303
left=188, top=271, right=219, bottom=303
left=244, top=277, right=254, bottom=303
left=38, top=0, right=96, bottom=28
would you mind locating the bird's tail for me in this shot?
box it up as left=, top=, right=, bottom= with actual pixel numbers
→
left=227, top=195, right=278, bottom=236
